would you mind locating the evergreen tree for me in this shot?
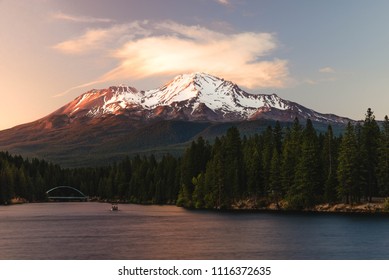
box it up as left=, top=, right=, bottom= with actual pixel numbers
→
left=243, top=135, right=264, bottom=197
left=180, top=137, right=211, bottom=202
left=269, top=147, right=282, bottom=207
left=14, top=167, right=29, bottom=200
left=273, top=121, right=283, bottom=154
left=322, top=125, right=339, bottom=203
left=337, top=122, right=359, bottom=203
left=287, top=119, right=320, bottom=209
left=116, top=157, right=131, bottom=198
left=176, top=184, right=192, bottom=207
left=0, top=162, right=15, bottom=204
left=360, top=108, right=380, bottom=201
left=262, top=126, right=274, bottom=194
left=192, top=172, right=206, bottom=208
left=281, top=118, right=302, bottom=195
left=204, top=137, right=229, bottom=208
left=203, top=158, right=217, bottom=208
left=33, top=173, right=46, bottom=201
left=224, top=127, right=244, bottom=198
left=378, top=115, right=389, bottom=196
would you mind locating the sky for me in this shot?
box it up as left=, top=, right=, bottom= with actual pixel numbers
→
left=1, top=0, right=389, bottom=129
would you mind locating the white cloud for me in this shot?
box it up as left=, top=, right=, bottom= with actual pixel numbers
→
left=55, top=21, right=290, bottom=93
left=53, top=27, right=113, bottom=54
left=53, top=22, right=149, bottom=54
left=303, top=79, right=318, bottom=85
left=319, top=67, right=335, bottom=73
left=216, top=0, right=230, bottom=6
left=51, top=12, right=113, bottom=23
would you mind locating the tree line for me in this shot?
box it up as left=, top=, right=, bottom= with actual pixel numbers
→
left=178, top=109, right=389, bottom=209
left=1, top=108, right=389, bottom=210
left=0, top=152, right=180, bottom=205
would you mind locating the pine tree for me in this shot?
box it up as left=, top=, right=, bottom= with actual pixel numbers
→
left=337, top=122, right=359, bottom=203
left=0, top=162, right=15, bottom=204
left=378, top=115, right=389, bottom=196
left=162, top=155, right=179, bottom=203
left=281, top=118, right=302, bottom=195
left=360, top=108, right=380, bottom=201
left=176, top=184, right=192, bottom=207
left=192, top=172, right=206, bottom=208
left=116, top=157, right=131, bottom=198
left=243, top=135, right=264, bottom=197
left=224, top=127, right=244, bottom=198
left=269, top=147, right=282, bottom=207
left=14, top=167, right=29, bottom=200
left=204, top=137, right=229, bottom=208
left=180, top=137, right=211, bottom=202
left=322, top=125, right=339, bottom=203
left=203, top=158, right=217, bottom=208
left=273, top=121, right=283, bottom=154
left=287, top=119, right=320, bottom=209
left=262, top=126, right=274, bottom=194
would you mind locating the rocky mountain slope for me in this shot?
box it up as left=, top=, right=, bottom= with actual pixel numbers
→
left=0, top=73, right=353, bottom=167
left=52, top=72, right=351, bottom=124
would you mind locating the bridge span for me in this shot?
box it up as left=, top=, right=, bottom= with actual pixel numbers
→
left=46, top=186, right=88, bottom=202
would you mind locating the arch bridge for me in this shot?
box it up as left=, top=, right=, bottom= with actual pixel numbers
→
left=46, top=186, right=88, bottom=202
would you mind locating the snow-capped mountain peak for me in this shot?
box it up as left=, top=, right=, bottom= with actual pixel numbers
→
left=141, top=72, right=229, bottom=107
left=139, top=72, right=293, bottom=117
left=53, top=72, right=351, bottom=124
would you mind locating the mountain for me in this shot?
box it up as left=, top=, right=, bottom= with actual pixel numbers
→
left=51, top=72, right=350, bottom=124
left=0, top=73, right=353, bottom=167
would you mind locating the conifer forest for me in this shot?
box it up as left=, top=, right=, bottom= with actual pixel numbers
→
left=1, top=109, right=389, bottom=210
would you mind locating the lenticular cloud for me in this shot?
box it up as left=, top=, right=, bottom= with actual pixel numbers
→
left=105, top=21, right=289, bottom=89
left=55, top=20, right=290, bottom=93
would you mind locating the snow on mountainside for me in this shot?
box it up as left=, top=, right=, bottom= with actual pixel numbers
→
left=54, top=72, right=351, bottom=124
left=0, top=72, right=354, bottom=167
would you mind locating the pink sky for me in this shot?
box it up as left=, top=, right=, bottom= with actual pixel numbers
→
left=1, top=0, right=389, bottom=129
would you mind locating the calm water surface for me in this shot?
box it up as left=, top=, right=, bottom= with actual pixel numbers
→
left=0, top=202, right=388, bottom=259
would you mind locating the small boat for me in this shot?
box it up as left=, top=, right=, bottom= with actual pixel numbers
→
left=111, top=204, right=119, bottom=211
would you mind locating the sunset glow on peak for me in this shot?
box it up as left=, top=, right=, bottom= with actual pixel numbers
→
left=1, top=1, right=389, bottom=129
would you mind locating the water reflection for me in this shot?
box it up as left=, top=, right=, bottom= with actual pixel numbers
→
left=0, top=203, right=388, bottom=259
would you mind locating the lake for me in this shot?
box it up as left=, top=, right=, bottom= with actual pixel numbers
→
left=0, top=202, right=388, bottom=259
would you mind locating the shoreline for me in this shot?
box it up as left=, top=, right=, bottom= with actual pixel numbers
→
left=5, top=197, right=389, bottom=216
left=228, top=199, right=389, bottom=215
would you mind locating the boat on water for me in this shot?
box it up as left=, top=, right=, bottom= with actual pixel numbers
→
left=111, top=204, right=119, bottom=211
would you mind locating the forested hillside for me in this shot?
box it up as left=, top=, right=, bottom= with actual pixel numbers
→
left=1, top=109, right=388, bottom=210
left=177, top=109, right=389, bottom=209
